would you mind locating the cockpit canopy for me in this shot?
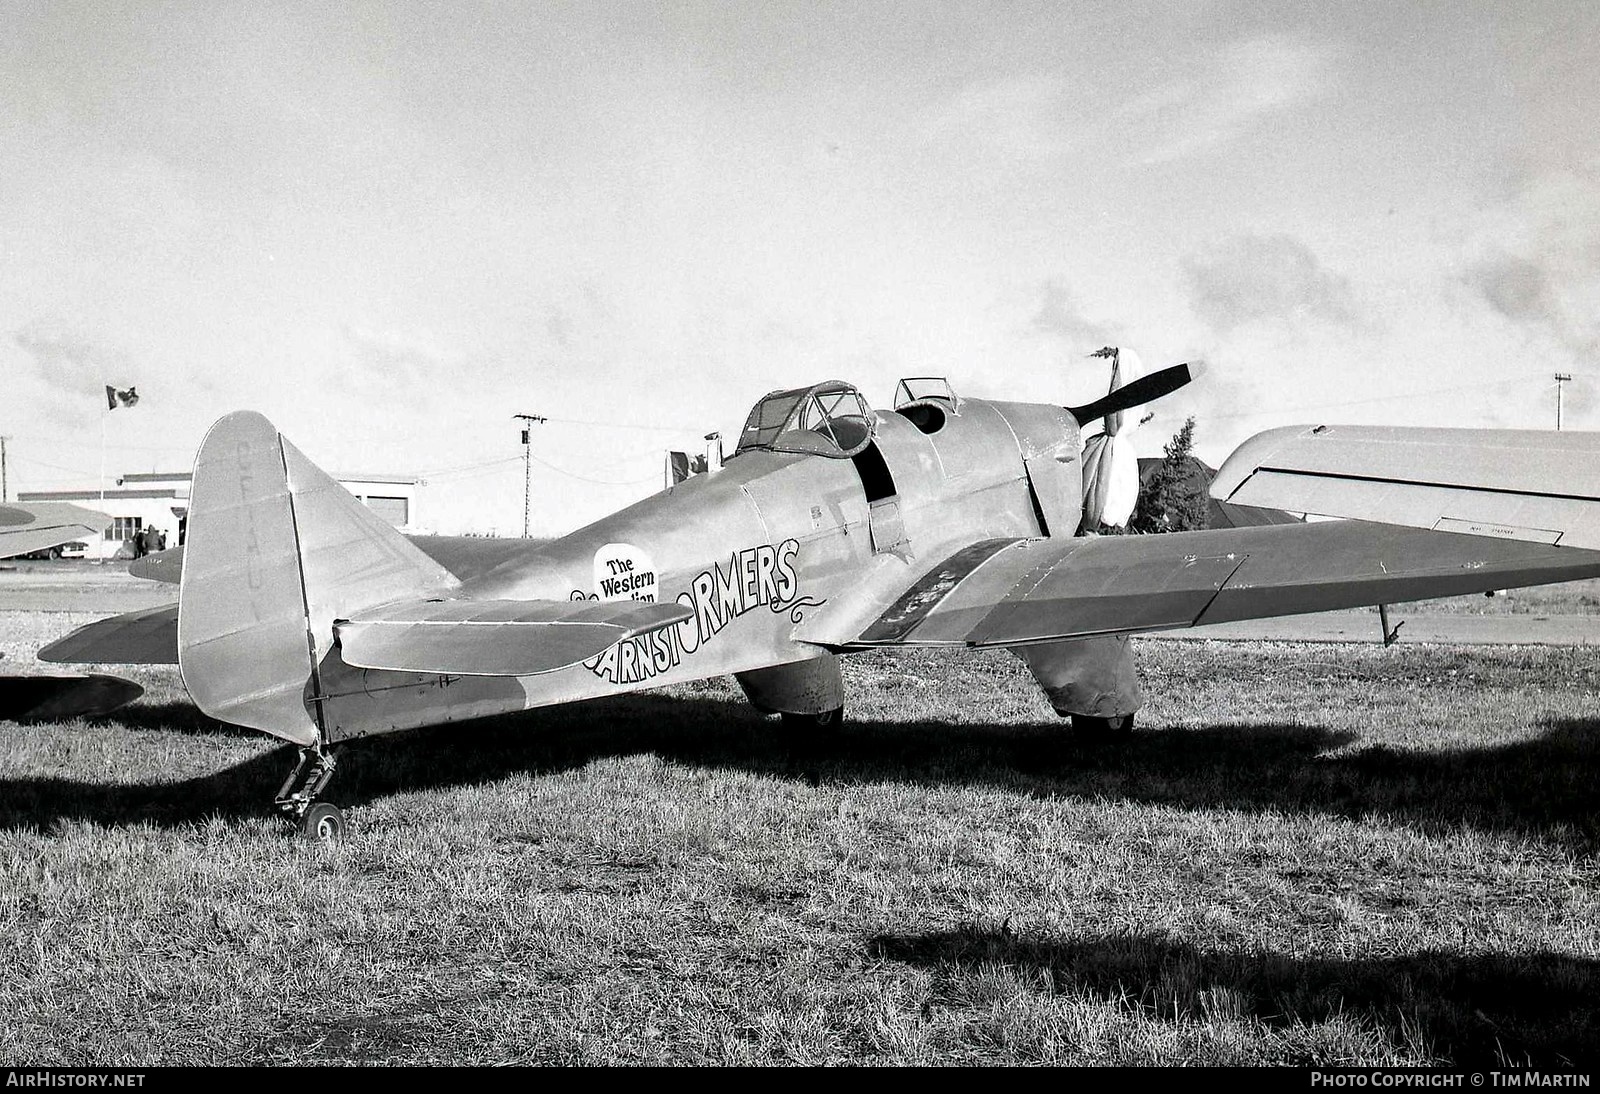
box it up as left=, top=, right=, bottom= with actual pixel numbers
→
left=892, top=377, right=960, bottom=410
left=736, top=381, right=877, bottom=458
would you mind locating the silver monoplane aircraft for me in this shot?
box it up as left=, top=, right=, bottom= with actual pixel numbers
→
left=38, top=368, right=1600, bottom=841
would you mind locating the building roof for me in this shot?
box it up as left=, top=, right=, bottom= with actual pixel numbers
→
left=17, top=488, right=182, bottom=501
left=117, top=470, right=421, bottom=486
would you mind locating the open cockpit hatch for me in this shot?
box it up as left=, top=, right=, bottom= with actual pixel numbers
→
left=893, top=377, right=960, bottom=435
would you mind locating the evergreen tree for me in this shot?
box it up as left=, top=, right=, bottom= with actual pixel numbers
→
left=1130, top=416, right=1209, bottom=533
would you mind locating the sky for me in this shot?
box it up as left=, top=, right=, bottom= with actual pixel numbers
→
left=3, top=1, right=1597, bottom=535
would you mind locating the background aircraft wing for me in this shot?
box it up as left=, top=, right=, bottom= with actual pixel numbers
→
left=1210, top=424, right=1600, bottom=549
left=845, top=522, right=1600, bottom=648
left=0, top=502, right=108, bottom=560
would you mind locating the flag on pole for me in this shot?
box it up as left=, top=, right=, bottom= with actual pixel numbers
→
left=667, top=451, right=691, bottom=484
left=105, top=386, right=140, bottom=410
left=665, top=451, right=710, bottom=486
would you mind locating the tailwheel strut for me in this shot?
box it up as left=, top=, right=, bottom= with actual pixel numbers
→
left=275, top=745, right=345, bottom=844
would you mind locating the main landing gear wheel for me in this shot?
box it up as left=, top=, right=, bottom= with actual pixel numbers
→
left=1069, top=712, right=1135, bottom=739
left=781, top=706, right=844, bottom=733
left=302, top=801, right=346, bottom=846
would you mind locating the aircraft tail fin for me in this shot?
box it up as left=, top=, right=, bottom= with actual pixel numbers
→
left=177, top=411, right=458, bottom=744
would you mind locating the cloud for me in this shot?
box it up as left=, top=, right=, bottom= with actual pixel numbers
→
left=1117, top=33, right=1333, bottom=164
left=545, top=305, right=573, bottom=347
left=925, top=32, right=1332, bottom=168
left=1028, top=279, right=1116, bottom=347
left=13, top=322, right=132, bottom=396
left=10, top=321, right=145, bottom=423
left=1457, top=166, right=1600, bottom=362
left=1470, top=253, right=1558, bottom=323
left=342, top=325, right=449, bottom=385
left=924, top=75, right=1074, bottom=159
left=1182, top=234, right=1356, bottom=333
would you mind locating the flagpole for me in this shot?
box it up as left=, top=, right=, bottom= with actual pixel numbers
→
left=99, top=403, right=107, bottom=565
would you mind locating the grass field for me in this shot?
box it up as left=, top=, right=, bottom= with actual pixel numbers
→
left=3, top=608, right=1599, bottom=1066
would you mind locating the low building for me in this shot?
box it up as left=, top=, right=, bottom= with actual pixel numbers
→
left=17, top=470, right=421, bottom=559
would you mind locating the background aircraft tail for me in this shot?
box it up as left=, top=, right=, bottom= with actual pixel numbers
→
left=177, top=411, right=459, bottom=744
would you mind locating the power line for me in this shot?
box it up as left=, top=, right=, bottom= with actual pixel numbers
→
left=541, top=414, right=708, bottom=435
left=419, top=455, right=524, bottom=479
left=1202, top=376, right=1536, bottom=420
left=527, top=451, right=661, bottom=486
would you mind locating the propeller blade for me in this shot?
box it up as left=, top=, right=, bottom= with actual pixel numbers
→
left=1067, top=361, right=1201, bottom=426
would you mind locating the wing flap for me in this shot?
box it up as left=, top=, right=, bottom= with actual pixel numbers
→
left=335, top=598, right=693, bottom=676
left=850, top=523, right=1600, bottom=648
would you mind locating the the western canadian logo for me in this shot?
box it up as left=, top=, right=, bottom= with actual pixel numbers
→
left=593, top=542, right=657, bottom=602
left=584, top=538, right=807, bottom=685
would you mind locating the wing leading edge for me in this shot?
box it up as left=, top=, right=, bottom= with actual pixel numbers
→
left=1211, top=424, right=1600, bottom=549
left=850, top=522, right=1600, bottom=648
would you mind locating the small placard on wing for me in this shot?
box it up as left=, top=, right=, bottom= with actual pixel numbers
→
left=1433, top=517, right=1562, bottom=544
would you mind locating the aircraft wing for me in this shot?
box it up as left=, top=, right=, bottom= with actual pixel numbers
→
left=845, top=522, right=1600, bottom=648
left=1211, top=424, right=1600, bottom=549
left=37, top=603, right=180, bottom=665
left=0, top=502, right=108, bottom=560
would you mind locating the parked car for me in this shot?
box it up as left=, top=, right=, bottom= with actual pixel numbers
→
left=22, top=541, right=88, bottom=561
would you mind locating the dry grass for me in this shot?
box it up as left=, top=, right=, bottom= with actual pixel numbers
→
left=2, top=608, right=1599, bottom=1066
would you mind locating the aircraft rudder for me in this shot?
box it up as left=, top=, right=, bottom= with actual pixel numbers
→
left=176, top=411, right=459, bottom=745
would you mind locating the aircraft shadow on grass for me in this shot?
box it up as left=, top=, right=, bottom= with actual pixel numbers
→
left=3, top=690, right=1599, bottom=851
left=869, top=926, right=1600, bottom=1068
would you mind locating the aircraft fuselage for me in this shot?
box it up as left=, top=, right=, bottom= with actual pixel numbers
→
left=314, top=398, right=1083, bottom=742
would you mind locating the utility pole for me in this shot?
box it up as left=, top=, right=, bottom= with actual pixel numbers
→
left=512, top=413, right=546, bottom=537
left=1556, top=373, right=1572, bottom=431
left=0, top=436, right=8, bottom=502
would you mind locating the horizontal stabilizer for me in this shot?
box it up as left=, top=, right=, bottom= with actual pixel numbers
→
left=1213, top=425, right=1600, bottom=549
left=336, top=598, right=693, bottom=676
left=850, top=522, right=1600, bottom=648
left=129, top=548, right=183, bottom=584
left=38, top=603, right=180, bottom=665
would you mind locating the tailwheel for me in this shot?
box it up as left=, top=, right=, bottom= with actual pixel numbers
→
left=275, top=744, right=344, bottom=839
left=1069, top=712, right=1135, bottom=739
left=781, top=706, right=844, bottom=733
left=301, top=801, right=346, bottom=846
